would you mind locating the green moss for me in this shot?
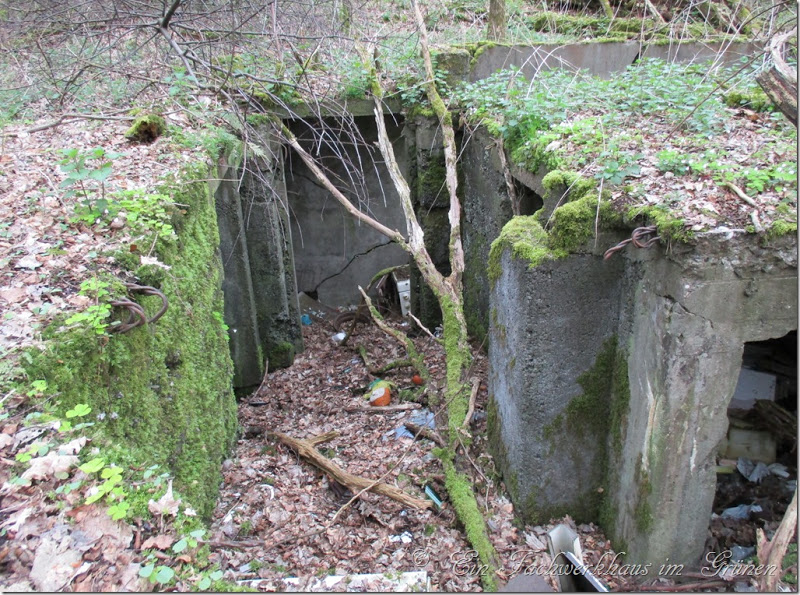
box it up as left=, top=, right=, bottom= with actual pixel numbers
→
left=625, top=204, right=692, bottom=242
left=633, top=455, right=654, bottom=532
left=125, top=114, right=166, bottom=143
left=488, top=216, right=559, bottom=284
left=723, top=87, right=773, bottom=112
left=439, top=450, right=498, bottom=591
left=268, top=341, right=295, bottom=371
left=417, top=156, right=447, bottom=205
left=541, top=169, right=595, bottom=201
left=24, top=163, right=237, bottom=518
left=526, top=12, right=656, bottom=39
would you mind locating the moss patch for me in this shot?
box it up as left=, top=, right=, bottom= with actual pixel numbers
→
left=268, top=341, right=295, bottom=371
left=24, top=163, right=237, bottom=518
left=125, top=114, right=166, bottom=143
left=488, top=216, right=560, bottom=284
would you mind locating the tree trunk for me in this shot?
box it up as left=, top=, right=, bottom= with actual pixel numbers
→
left=486, top=0, right=506, bottom=42
left=757, top=27, right=798, bottom=128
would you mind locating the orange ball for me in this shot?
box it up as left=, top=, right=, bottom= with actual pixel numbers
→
left=412, top=374, right=424, bottom=386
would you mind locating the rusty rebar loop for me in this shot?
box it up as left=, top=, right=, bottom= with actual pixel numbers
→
left=108, top=283, right=169, bottom=333
left=604, top=226, right=660, bottom=260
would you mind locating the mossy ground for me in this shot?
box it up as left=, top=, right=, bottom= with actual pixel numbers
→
left=24, top=164, right=238, bottom=517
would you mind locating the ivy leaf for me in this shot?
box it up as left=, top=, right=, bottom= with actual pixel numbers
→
left=100, top=466, right=122, bottom=479
left=66, top=403, right=92, bottom=418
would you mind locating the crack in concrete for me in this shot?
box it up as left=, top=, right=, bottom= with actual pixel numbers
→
left=312, top=241, right=394, bottom=294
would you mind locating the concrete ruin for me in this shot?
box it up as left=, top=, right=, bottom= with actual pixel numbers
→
left=209, top=39, right=797, bottom=570
left=488, top=227, right=797, bottom=567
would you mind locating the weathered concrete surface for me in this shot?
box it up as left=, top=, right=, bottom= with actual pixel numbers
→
left=214, top=136, right=305, bottom=387
left=213, top=156, right=264, bottom=388
left=406, top=116, right=453, bottom=329
left=470, top=41, right=762, bottom=82
left=462, top=128, right=516, bottom=340
left=285, top=115, right=409, bottom=306
left=488, top=232, right=626, bottom=523
left=490, top=228, right=797, bottom=569
left=239, top=137, right=304, bottom=371
left=609, top=233, right=797, bottom=567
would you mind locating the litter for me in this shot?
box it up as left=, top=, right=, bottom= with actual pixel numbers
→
left=730, top=545, right=756, bottom=561
left=300, top=314, right=312, bottom=325
left=721, top=504, right=762, bottom=520
left=394, top=409, right=435, bottom=439
left=331, top=332, right=346, bottom=344
left=389, top=531, right=413, bottom=544
left=736, top=458, right=771, bottom=483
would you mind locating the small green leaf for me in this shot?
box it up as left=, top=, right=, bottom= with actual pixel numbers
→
left=198, top=576, right=211, bottom=590
left=138, top=563, right=155, bottom=579
left=172, top=538, right=188, bottom=553
left=154, top=565, right=175, bottom=584
left=190, top=529, right=205, bottom=539
left=66, top=404, right=92, bottom=418
left=100, top=466, right=122, bottom=479
left=210, top=570, right=223, bottom=581
left=79, top=458, right=105, bottom=474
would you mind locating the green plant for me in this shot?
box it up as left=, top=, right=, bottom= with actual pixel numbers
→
left=64, top=278, right=113, bottom=335
left=59, top=146, right=124, bottom=203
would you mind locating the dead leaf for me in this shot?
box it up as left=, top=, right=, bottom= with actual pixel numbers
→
left=21, top=452, right=78, bottom=481
left=58, top=436, right=88, bottom=455
left=14, top=254, right=41, bottom=270
left=141, top=534, right=175, bottom=550
left=148, top=479, right=180, bottom=517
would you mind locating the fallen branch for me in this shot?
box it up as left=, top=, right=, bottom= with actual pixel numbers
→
left=756, top=487, right=797, bottom=591
left=344, top=403, right=421, bottom=413
left=3, top=112, right=137, bottom=136
left=405, top=422, right=446, bottom=447
left=358, top=286, right=427, bottom=378
left=270, top=431, right=432, bottom=510
left=409, top=312, right=442, bottom=343
left=723, top=181, right=758, bottom=208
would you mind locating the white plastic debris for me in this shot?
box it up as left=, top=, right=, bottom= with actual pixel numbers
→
left=331, top=332, right=347, bottom=345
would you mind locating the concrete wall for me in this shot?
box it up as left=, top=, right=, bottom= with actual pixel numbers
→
left=489, top=230, right=797, bottom=568
left=284, top=115, right=410, bottom=306
left=214, top=139, right=304, bottom=388
left=470, top=41, right=762, bottom=82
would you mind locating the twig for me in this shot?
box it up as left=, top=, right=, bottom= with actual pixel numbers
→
left=629, top=580, right=729, bottom=592
left=462, top=377, right=480, bottom=430
left=723, top=181, right=759, bottom=208
left=405, top=422, right=445, bottom=447
left=409, top=312, right=442, bottom=344
left=3, top=112, right=136, bottom=136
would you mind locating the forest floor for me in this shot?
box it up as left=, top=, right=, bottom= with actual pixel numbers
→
left=203, top=312, right=628, bottom=592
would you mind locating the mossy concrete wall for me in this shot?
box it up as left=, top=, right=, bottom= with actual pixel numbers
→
left=26, top=165, right=239, bottom=518
left=489, top=220, right=797, bottom=568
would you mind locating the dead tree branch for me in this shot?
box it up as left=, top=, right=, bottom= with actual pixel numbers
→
left=270, top=431, right=432, bottom=510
